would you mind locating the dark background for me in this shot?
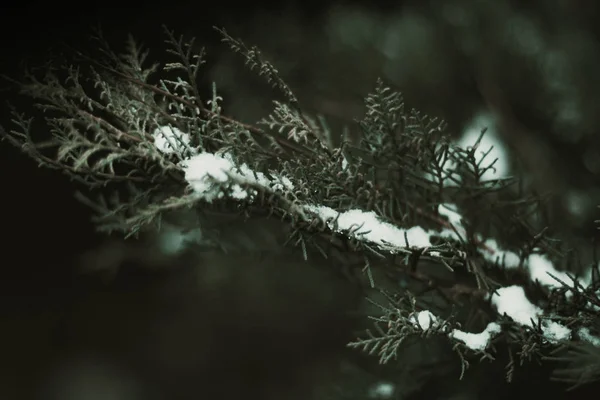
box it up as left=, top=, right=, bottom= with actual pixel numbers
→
left=1, top=1, right=600, bottom=399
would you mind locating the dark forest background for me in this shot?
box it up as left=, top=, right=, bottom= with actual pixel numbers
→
left=1, top=1, right=600, bottom=399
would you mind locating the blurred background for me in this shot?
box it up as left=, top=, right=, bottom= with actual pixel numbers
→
left=1, top=0, right=600, bottom=398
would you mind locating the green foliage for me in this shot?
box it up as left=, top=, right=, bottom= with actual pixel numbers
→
left=2, top=25, right=600, bottom=391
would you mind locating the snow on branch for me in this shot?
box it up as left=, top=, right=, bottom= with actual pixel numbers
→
left=156, top=133, right=599, bottom=354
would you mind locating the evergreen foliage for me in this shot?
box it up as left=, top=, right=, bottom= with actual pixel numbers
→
left=2, top=25, right=600, bottom=396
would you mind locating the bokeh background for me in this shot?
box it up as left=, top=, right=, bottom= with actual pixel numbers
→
left=1, top=0, right=600, bottom=398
